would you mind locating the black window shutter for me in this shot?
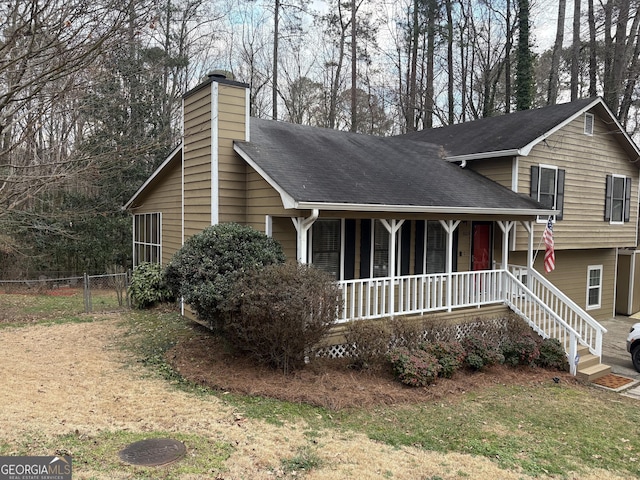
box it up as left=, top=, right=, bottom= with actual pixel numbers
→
left=625, top=177, right=632, bottom=222
left=414, top=220, right=425, bottom=275
left=530, top=165, right=539, bottom=200
left=344, top=219, right=356, bottom=280
left=360, top=219, right=371, bottom=278
left=604, top=175, right=612, bottom=221
left=556, top=169, right=565, bottom=220
left=401, top=221, right=411, bottom=275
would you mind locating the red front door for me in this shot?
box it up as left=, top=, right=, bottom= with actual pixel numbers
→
left=472, top=223, right=492, bottom=271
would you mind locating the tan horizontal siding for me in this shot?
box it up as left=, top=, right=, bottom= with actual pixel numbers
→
left=217, top=83, right=247, bottom=224
left=509, top=248, right=616, bottom=321
left=128, top=154, right=183, bottom=265
left=468, top=158, right=513, bottom=189
left=515, top=112, right=639, bottom=251
left=272, top=216, right=297, bottom=261
left=183, top=82, right=213, bottom=240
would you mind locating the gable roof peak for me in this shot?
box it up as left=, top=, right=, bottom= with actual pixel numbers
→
left=400, top=97, right=640, bottom=163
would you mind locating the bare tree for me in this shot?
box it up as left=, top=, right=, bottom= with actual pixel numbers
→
left=0, top=0, right=128, bottom=238
left=547, top=0, right=566, bottom=104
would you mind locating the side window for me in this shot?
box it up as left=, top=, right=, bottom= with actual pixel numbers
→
left=531, top=165, right=565, bottom=221
left=426, top=221, right=446, bottom=274
left=311, top=219, right=341, bottom=279
left=133, top=213, right=161, bottom=267
left=373, top=220, right=389, bottom=278
left=604, top=175, right=632, bottom=223
left=584, top=113, right=594, bottom=136
left=586, top=265, right=602, bottom=310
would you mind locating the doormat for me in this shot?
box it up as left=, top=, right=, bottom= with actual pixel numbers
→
left=591, top=374, right=636, bottom=390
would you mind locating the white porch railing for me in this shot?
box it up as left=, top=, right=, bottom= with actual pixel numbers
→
left=337, top=268, right=607, bottom=375
left=337, top=269, right=505, bottom=323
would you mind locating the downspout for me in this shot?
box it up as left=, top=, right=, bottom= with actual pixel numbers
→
left=292, top=209, right=319, bottom=264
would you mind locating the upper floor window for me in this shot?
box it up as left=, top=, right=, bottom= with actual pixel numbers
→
left=605, top=174, right=632, bottom=223
left=584, top=113, right=594, bottom=136
left=531, top=165, right=565, bottom=221
left=311, top=219, right=341, bottom=279
left=133, top=212, right=161, bottom=267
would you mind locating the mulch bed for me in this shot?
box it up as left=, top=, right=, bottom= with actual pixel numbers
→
left=166, top=328, right=579, bottom=411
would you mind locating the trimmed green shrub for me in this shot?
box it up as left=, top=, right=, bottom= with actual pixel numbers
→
left=536, top=338, right=570, bottom=371
left=421, top=340, right=466, bottom=378
left=223, top=263, right=341, bottom=374
left=461, top=333, right=504, bottom=371
left=388, top=347, right=441, bottom=387
left=164, top=223, right=285, bottom=330
left=501, top=334, right=541, bottom=367
left=344, top=320, right=393, bottom=370
left=129, top=262, right=173, bottom=309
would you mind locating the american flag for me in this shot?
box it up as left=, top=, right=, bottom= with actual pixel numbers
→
left=543, top=218, right=555, bottom=273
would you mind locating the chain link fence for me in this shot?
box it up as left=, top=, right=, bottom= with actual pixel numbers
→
left=0, top=272, right=130, bottom=313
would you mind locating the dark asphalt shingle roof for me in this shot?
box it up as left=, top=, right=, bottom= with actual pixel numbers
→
left=399, top=97, right=600, bottom=158
left=235, top=118, right=550, bottom=213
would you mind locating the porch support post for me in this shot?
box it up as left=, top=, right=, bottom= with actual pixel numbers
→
left=496, top=221, right=515, bottom=270
left=291, top=209, right=319, bottom=264
left=497, top=221, right=515, bottom=300
left=380, top=219, right=404, bottom=317
left=521, top=220, right=534, bottom=289
left=439, top=220, right=461, bottom=312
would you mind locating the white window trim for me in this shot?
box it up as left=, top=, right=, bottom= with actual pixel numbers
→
left=133, top=212, right=162, bottom=267
left=586, top=265, right=603, bottom=310
left=584, top=113, right=594, bottom=136
left=536, top=163, right=558, bottom=223
left=608, top=174, right=627, bottom=225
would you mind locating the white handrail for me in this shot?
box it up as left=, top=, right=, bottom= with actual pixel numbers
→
left=337, top=268, right=605, bottom=371
left=505, top=264, right=607, bottom=358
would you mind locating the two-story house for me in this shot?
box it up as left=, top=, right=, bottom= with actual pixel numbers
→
left=125, top=73, right=640, bottom=380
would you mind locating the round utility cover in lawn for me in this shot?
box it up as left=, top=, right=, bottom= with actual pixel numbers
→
left=118, top=438, right=186, bottom=466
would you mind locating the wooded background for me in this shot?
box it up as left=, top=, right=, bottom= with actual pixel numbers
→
left=1, top=0, right=638, bottom=277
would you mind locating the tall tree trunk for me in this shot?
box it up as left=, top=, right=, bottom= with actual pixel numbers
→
left=407, top=0, right=419, bottom=131
left=618, top=6, right=640, bottom=126
left=570, top=0, right=580, bottom=101
left=446, top=0, right=454, bottom=124
left=350, top=0, right=357, bottom=132
left=515, top=0, right=533, bottom=110
left=548, top=0, right=566, bottom=104
left=587, top=0, right=597, bottom=96
left=505, top=0, right=512, bottom=113
left=610, top=0, right=630, bottom=114
left=425, top=0, right=436, bottom=128
left=272, top=0, right=280, bottom=120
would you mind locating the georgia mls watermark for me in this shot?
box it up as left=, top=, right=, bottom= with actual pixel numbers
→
left=0, top=456, right=72, bottom=480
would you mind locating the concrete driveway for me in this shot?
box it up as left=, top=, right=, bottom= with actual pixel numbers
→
left=599, top=315, right=639, bottom=379
left=597, top=315, right=640, bottom=399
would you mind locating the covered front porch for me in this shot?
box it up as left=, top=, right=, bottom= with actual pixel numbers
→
left=284, top=214, right=607, bottom=376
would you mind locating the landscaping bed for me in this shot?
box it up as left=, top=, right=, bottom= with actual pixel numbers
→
left=166, top=323, right=578, bottom=411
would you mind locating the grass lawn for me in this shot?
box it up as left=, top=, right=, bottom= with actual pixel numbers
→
left=1, top=293, right=639, bottom=479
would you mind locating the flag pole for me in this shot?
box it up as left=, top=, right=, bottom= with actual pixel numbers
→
left=532, top=216, right=551, bottom=263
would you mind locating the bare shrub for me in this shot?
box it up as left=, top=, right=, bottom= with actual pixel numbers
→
left=224, top=263, right=341, bottom=374
left=390, top=317, right=426, bottom=350
left=344, top=319, right=393, bottom=370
